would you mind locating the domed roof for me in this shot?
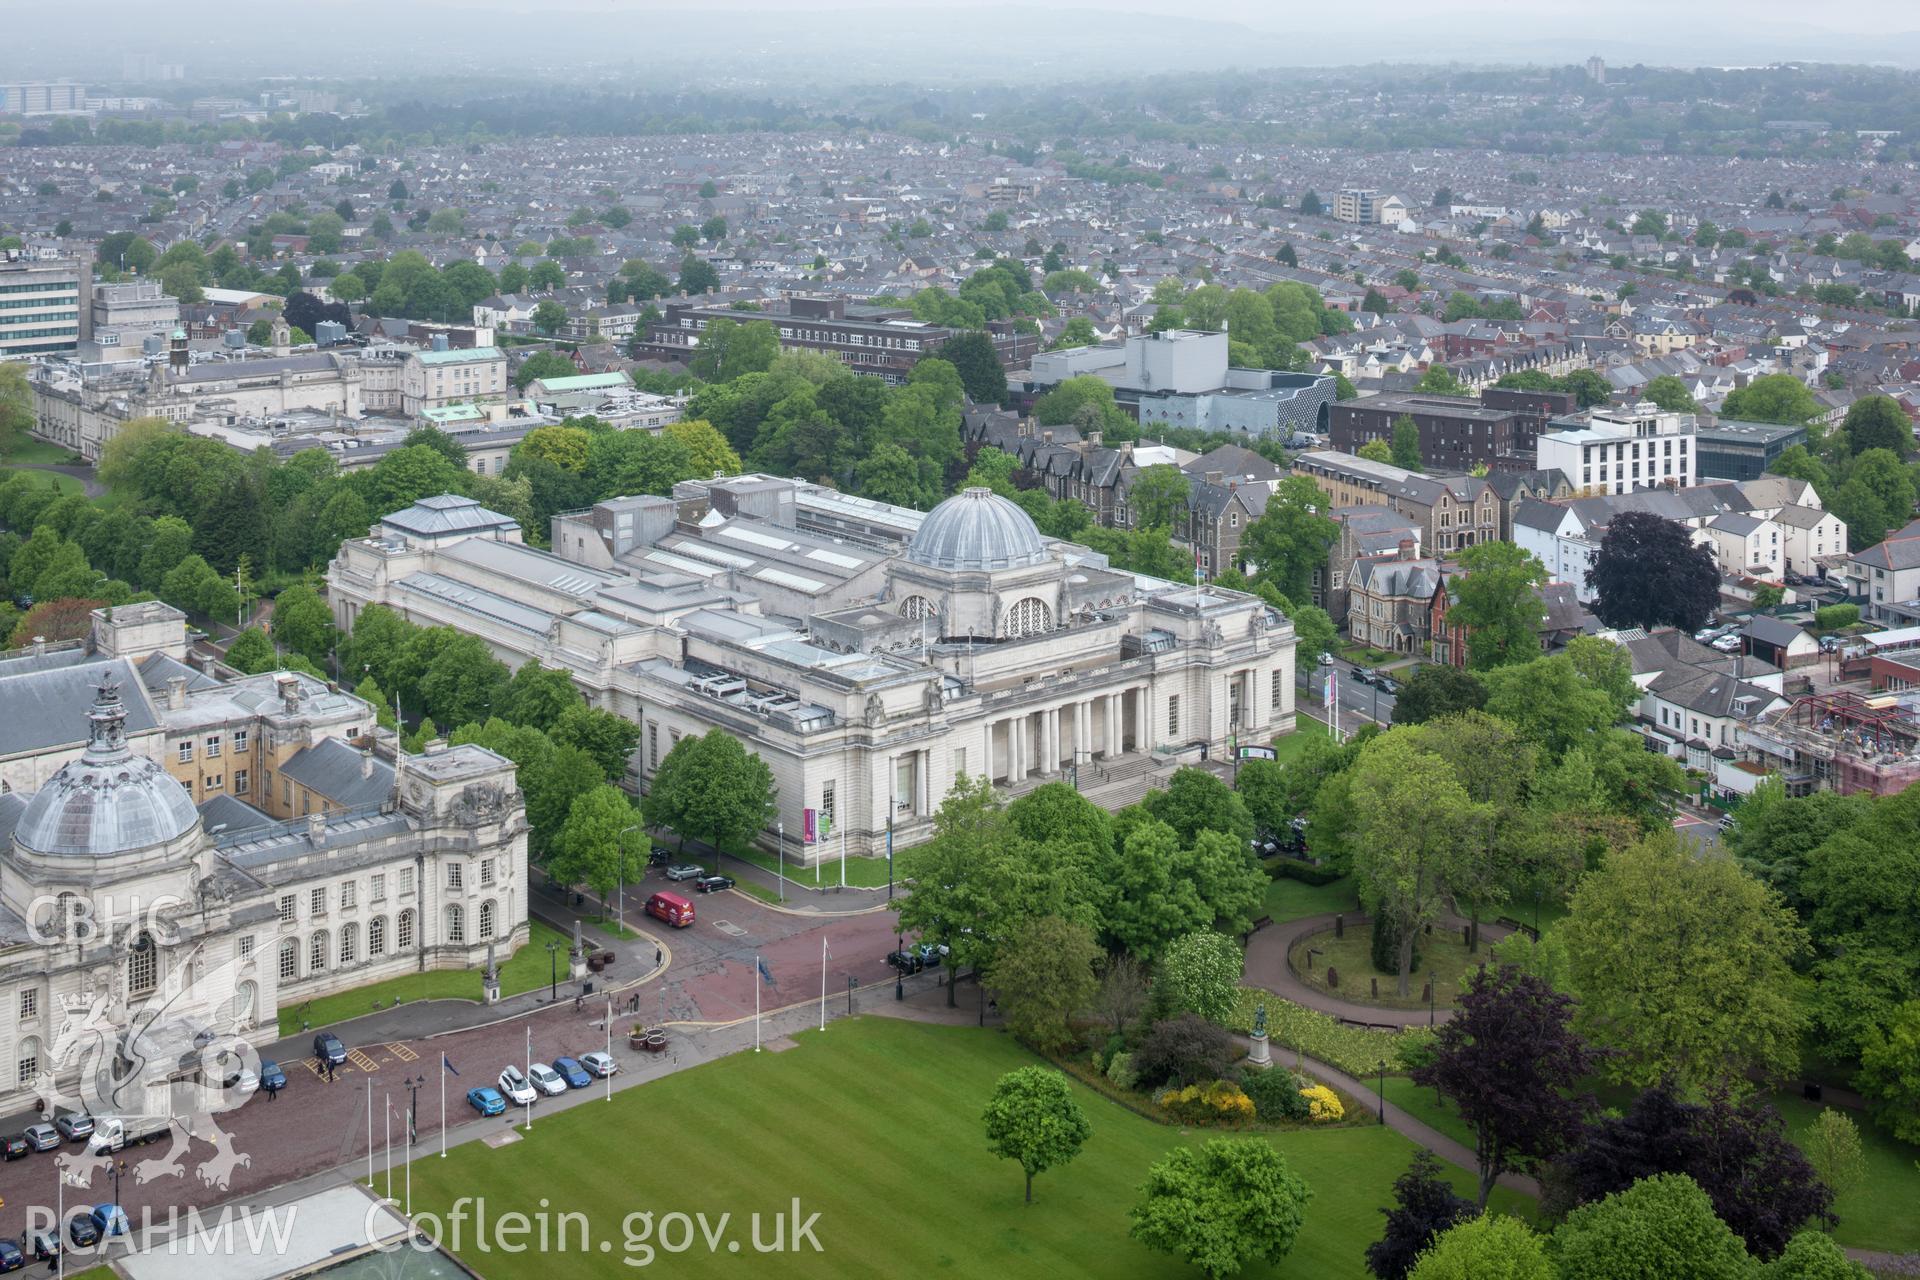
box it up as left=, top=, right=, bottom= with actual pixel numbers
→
left=14, top=681, right=200, bottom=858
left=905, top=487, right=1050, bottom=573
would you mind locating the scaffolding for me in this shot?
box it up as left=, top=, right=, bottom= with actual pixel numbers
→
left=1758, top=690, right=1920, bottom=795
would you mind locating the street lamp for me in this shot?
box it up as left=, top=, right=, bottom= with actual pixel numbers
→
left=776, top=820, right=784, bottom=904
left=1377, top=1059, right=1388, bottom=1126
left=545, top=940, right=559, bottom=1001
left=895, top=931, right=905, bottom=1002
left=406, top=1072, right=426, bottom=1141
left=617, top=822, right=645, bottom=930
left=886, top=814, right=894, bottom=902
left=109, top=1157, right=126, bottom=1219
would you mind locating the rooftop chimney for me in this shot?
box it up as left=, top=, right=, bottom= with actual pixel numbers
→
left=1399, top=538, right=1417, bottom=561
left=1088, top=431, right=1103, bottom=448
left=31, top=636, right=45, bottom=655
left=1206, top=470, right=1225, bottom=486
left=306, top=811, right=327, bottom=845
left=361, top=748, right=375, bottom=780
left=432, top=333, right=450, bottom=352
left=276, top=674, right=300, bottom=714
left=166, top=674, right=187, bottom=711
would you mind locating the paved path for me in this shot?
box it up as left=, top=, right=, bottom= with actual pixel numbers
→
left=1245, top=912, right=1516, bottom=1028
left=1, top=461, right=104, bottom=497
left=649, top=829, right=895, bottom=915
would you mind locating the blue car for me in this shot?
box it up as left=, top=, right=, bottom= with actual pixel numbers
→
left=89, top=1204, right=129, bottom=1238
left=66, top=1215, right=99, bottom=1248
left=0, top=1239, right=24, bottom=1272
left=466, top=1086, right=506, bottom=1117
left=260, top=1060, right=287, bottom=1093
left=553, top=1057, right=590, bottom=1090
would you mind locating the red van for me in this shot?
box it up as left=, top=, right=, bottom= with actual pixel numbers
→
left=646, top=891, right=695, bottom=928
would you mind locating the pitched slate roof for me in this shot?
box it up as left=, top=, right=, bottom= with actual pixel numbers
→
left=278, top=737, right=394, bottom=809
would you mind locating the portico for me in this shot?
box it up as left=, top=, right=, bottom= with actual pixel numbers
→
left=990, top=686, right=1149, bottom=783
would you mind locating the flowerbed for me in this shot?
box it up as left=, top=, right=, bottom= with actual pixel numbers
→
left=1225, top=987, right=1434, bottom=1077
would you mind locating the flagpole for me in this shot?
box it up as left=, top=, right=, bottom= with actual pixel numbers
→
left=605, top=1000, right=613, bottom=1102
left=439, top=1054, right=447, bottom=1158
left=366, top=1077, right=374, bottom=1184
left=405, top=1112, right=412, bottom=1215
left=819, top=935, right=827, bottom=1032
left=524, top=1024, right=533, bottom=1132
left=384, top=1095, right=392, bottom=1203
left=755, top=953, right=761, bottom=1052
left=839, top=823, right=846, bottom=889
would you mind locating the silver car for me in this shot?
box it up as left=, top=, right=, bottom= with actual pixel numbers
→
left=663, top=863, right=704, bottom=881
left=23, top=1123, right=59, bottom=1152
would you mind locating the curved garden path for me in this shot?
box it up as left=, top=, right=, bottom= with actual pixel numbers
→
left=1243, top=911, right=1518, bottom=1028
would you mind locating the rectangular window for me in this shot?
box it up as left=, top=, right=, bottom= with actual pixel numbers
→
left=648, top=724, right=659, bottom=769
left=371, top=873, right=386, bottom=902
left=1271, top=672, right=1283, bottom=712
left=447, top=863, right=464, bottom=890
left=233, top=769, right=250, bottom=795
left=278, top=895, right=295, bottom=924
left=1168, top=695, right=1181, bottom=738
left=821, top=780, right=836, bottom=829
left=205, top=774, right=223, bottom=792
left=954, top=746, right=967, bottom=781
left=205, top=735, right=221, bottom=759
left=19, top=989, right=37, bottom=1020
left=479, top=859, right=495, bottom=887
left=239, top=935, right=254, bottom=958
left=283, top=779, right=292, bottom=806
left=341, top=881, right=357, bottom=910
left=310, top=887, right=326, bottom=915
left=263, top=770, right=273, bottom=799
left=232, top=730, right=249, bottom=753
left=177, top=742, right=194, bottom=763
left=17, top=1051, right=36, bottom=1090
left=400, top=867, right=414, bottom=896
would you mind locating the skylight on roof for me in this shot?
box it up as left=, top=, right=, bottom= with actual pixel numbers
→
left=718, top=526, right=796, bottom=552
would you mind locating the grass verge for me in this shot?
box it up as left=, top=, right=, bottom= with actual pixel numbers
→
left=1263, top=873, right=1358, bottom=925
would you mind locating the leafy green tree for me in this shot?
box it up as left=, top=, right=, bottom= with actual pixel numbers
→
left=160, top=553, right=236, bottom=621
left=531, top=299, right=568, bottom=335
left=982, top=1067, right=1091, bottom=1204
left=550, top=784, right=645, bottom=902
left=700, top=215, right=728, bottom=242
left=1841, top=394, right=1911, bottom=457
left=1563, top=834, right=1808, bottom=1088
left=1049, top=316, right=1097, bottom=350
left=549, top=702, right=641, bottom=781
left=1585, top=510, right=1720, bottom=633
left=1242, top=475, right=1339, bottom=602
left=671, top=224, right=699, bottom=250
left=1856, top=998, right=1920, bottom=1143
left=1799, top=1108, right=1866, bottom=1204
left=417, top=631, right=510, bottom=728
left=223, top=628, right=277, bottom=673
left=1359, top=439, right=1394, bottom=463
left=528, top=260, right=565, bottom=291
left=1449, top=542, right=1549, bottom=671
left=1642, top=375, right=1697, bottom=412
left=1721, top=373, right=1823, bottom=425
left=939, top=330, right=1009, bottom=405
left=1390, top=415, right=1423, bottom=470
left=1408, top=1214, right=1551, bottom=1280
left=689, top=318, right=778, bottom=383
left=986, top=917, right=1102, bottom=1053
left=1416, top=366, right=1466, bottom=395
left=1034, top=375, right=1126, bottom=433
left=678, top=256, right=719, bottom=295
left=1128, top=465, right=1191, bottom=531
left=271, top=583, right=336, bottom=665
left=644, top=728, right=776, bottom=853
left=1393, top=665, right=1487, bottom=725
left=1757, top=1232, right=1871, bottom=1280
left=497, top=659, right=581, bottom=731
left=1550, top=1174, right=1752, bottom=1280
left=1130, top=1138, right=1313, bottom=1279
left=512, top=350, right=578, bottom=392
left=1144, top=767, right=1254, bottom=845
left=1097, top=816, right=1208, bottom=959
left=1157, top=932, right=1243, bottom=1023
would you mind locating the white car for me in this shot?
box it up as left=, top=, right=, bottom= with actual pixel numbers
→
left=497, top=1066, right=538, bottom=1106
left=1317, top=651, right=1334, bottom=665
left=526, top=1062, right=568, bottom=1097
left=1712, top=634, right=1743, bottom=652
left=580, top=1052, right=620, bottom=1079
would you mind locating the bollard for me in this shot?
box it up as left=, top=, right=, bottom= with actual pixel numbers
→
left=1421, top=981, right=1433, bottom=1003
left=1334, top=913, right=1344, bottom=940
left=1370, top=977, right=1378, bottom=998
left=1462, top=924, right=1471, bottom=946
left=1326, top=965, right=1339, bottom=989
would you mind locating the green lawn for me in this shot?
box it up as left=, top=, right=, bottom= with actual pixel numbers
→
left=1289, top=925, right=1488, bottom=1011
left=0, top=440, right=82, bottom=465
left=1263, top=873, right=1358, bottom=924
left=1337, top=643, right=1400, bottom=667
left=1271, top=716, right=1330, bottom=765
left=712, top=837, right=895, bottom=890
left=0, top=466, right=83, bottom=497
left=405, top=1018, right=1527, bottom=1279
left=1379, top=1081, right=1920, bottom=1254
left=279, top=919, right=569, bottom=1036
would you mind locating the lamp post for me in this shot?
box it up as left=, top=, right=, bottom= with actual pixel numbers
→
left=406, top=1072, right=426, bottom=1141
left=886, top=814, right=894, bottom=902
left=776, top=820, right=784, bottom=904
left=895, top=931, right=905, bottom=1002
left=618, top=822, right=645, bottom=930
left=1377, top=1059, right=1387, bottom=1126
left=545, top=940, right=559, bottom=1001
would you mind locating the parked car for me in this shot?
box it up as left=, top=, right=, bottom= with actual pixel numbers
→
left=314, top=1032, right=347, bottom=1066
left=1317, top=651, right=1334, bottom=665
left=260, top=1060, right=287, bottom=1093
left=694, top=874, right=735, bottom=894
left=0, top=1240, right=22, bottom=1272
left=26, top=1228, right=57, bottom=1262
left=2, top=1134, right=29, bottom=1161
left=580, top=1052, right=619, bottom=1079
left=1717, top=814, right=1738, bottom=832
left=89, top=1204, right=129, bottom=1239
left=65, top=1215, right=99, bottom=1249
left=497, top=1066, right=537, bottom=1107
left=22, top=1124, right=58, bottom=1153
left=915, top=942, right=948, bottom=968
left=663, top=863, right=704, bottom=881
left=53, top=1112, right=92, bottom=1141
left=1712, top=634, right=1743, bottom=652
left=1351, top=668, right=1378, bottom=687
left=884, top=949, right=923, bottom=975
left=1819, top=634, right=1842, bottom=653
left=526, top=1063, right=568, bottom=1097
left=466, top=1086, right=505, bottom=1117
left=646, top=848, right=671, bottom=867
left=223, top=1066, right=260, bottom=1096
left=1376, top=676, right=1401, bottom=696
left=553, top=1057, right=591, bottom=1089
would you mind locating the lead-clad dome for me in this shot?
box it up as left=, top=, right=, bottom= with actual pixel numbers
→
left=14, top=680, right=201, bottom=857
left=905, top=487, right=1050, bottom=573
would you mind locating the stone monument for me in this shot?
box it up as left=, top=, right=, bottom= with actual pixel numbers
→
left=1248, top=1002, right=1272, bottom=1070
left=482, top=939, right=501, bottom=1005
left=569, top=918, right=588, bottom=980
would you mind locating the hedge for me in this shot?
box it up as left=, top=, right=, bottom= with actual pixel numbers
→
left=1263, top=855, right=1346, bottom=886
left=1226, top=987, right=1433, bottom=1078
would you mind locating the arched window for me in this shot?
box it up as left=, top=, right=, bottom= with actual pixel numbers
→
left=1003, top=597, right=1053, bottom=639
left=128, top=932, right=157, bottom=997
left=479, top=900, right=495, bottom=941
left=397, top=910, right=415, bottom=950
left=16, top=1036, right=40, bottom=1090
left=339, top=922, right=358, bottom=966
left=309, top=931, right=328, bottom=974
left=898, top=595, right=936, bottom=621
left=368, top=916, right=387, bottom=958
left=278, top=938, right=298, bottom=982
left=446, top=905, right=465, bottom=945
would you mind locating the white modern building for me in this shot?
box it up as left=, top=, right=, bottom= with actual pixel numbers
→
left=327, top=482, right=1298, bottom=862
left=1536, top=402, right=1696, bottom=496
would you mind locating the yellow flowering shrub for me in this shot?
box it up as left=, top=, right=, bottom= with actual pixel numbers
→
left=1159, top=1080, right=1256, bottom=1125
left=1300, top=1083, right=1345, bottom=1122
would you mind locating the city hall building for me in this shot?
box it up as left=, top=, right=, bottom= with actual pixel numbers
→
left=327, top=480, right=1298, bottom=863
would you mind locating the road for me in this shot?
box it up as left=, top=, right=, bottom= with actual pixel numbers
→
left=1303, top=656, right=1400, bottom=733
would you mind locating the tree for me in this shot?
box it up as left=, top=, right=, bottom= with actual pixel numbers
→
left=1129, top=465, right=1191, bottom=531
left=1366, top=1150, right=1475, bottom=1280
left=644, top=728, right=776, bottom=854
left=1586, top=509, right=1720, bottom=632
left=7, top=597, right=103, bottom=649
left=528, top=260, right=565, bottom=291
left=1841, top=394, right=1911, bottom=457
left=1390, top=415, right=1423, bottom=470
left=223, top=627, right=277, bottom=674
left=1563, top=834, right=1808, bottom=1088
left=678, top=256, right=719, bottom=295
left=1759, top=1233, right=1871, bottom=1280
left=0, top=362, right=32, bottom=456
left=1722, top=374, right=1822, bottom=425
left=271, top=583, right=336, bottom=664
left=1144, top=767, right=1254, bottom=845
left=1349, top=729, right=1485, bottom=995
left=550, top=784, right=644, bottom=902
left=1552, top=1174, right=1752, bottom=1280
left=1416, top=366, right=1465, bottom=395
left=1408, top=1214, right=1551, bottom=1280
left=512, top=350, right=577, bottom=392
left=1276, top=242, right=1298, bottom=267
left=1799, top=1109, right=1865, bottom=1204
left=981, top=1067, right=1091, bottom=1205
left=1049, top=316, right=1097, bottom=350
left=1415, top=964, right=1596, bottom=1208
left=1157, top=932, right=1243, bottom=1024
left=689, top=318, right=778, bottom=383
left=1359, top=439, right=1394, bottom=463
left=497, top=659, right=581, bottom=732
left=1642, top=375, right=1697, bottom=412
left=531, top=300, right=568, bottom=335
left=939, top=330, right=1008, bottom=405
left=1300, top=190, right=1324, bottom=216
left=986, top=917, right=1101, bottom=1053
left=661, top=419, right=740, bottom=479
left=1856, top=999, right=1920, bottom=1143
left=1242, top=475, right=1339, bottom=602
left=1090, top=953, right=1148, bottom=1036
left=160, top=554, right=236, bottom=621
left=1392, top=665, right=1487, bottom=725
left=1130, top=1139, right=1313, bottom=1280
left=1448, top=542, right=1548, bottom=672
left=549, top=703, right=641, bottom=781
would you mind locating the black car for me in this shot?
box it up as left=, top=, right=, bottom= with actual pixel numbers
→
left=693, top=875, right=735, bottom=894
left=314, top=1032, right=347, bottom=1066
left=646, top=848, right=671, bottom=867
left=884, top=949, right=924, bottom=975
left=27, top=1229, right=57, bottom=1263
left=1351, top=668, right=1378, bottom=687
left=1376, top=676, right=1401, bottom=696
left=1, top=1134, right=27, bottom=1161
left=66, top=1214, right=99, bottom=1249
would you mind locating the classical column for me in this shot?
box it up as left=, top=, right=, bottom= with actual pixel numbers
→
left=1078, top=701, right=1092, bottom=762
left=1108, top=693, right=1122, bottom=756
left=1011, top=715, right=1026, bottom=780
left=1046, top=708, right=1060, bottom=774
left=1138, top=687, right=1154, bottom=755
